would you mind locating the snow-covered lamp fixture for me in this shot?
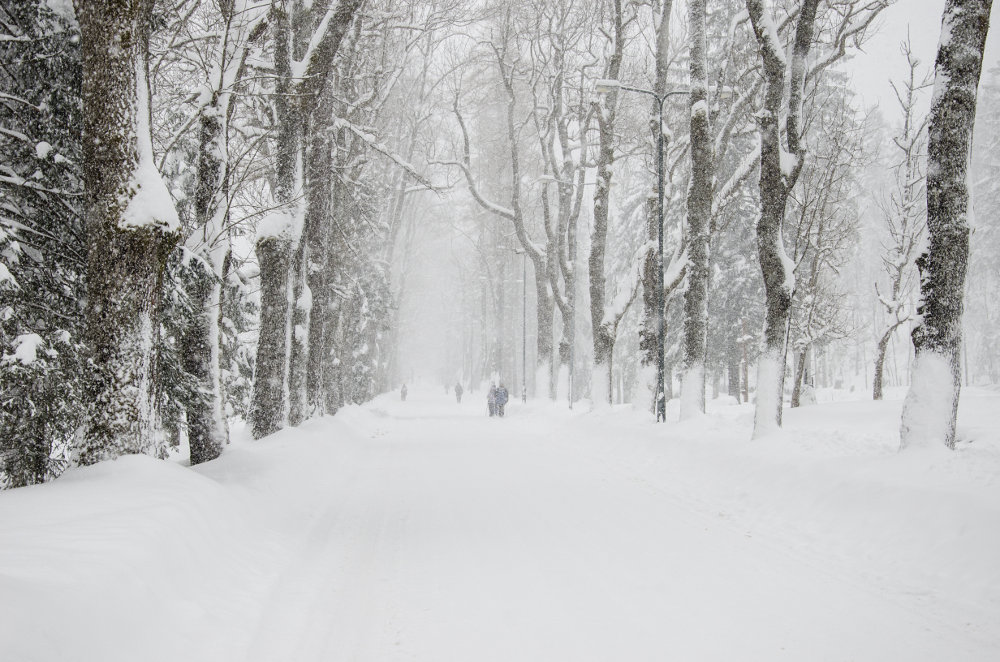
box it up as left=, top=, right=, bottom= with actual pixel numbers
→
left=593, top=79, right=621, bottom=94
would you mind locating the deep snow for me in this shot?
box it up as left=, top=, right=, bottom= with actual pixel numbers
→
left=2, top=385, right=999, bottom=661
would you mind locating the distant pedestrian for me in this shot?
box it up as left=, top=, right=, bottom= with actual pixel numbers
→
left=487, top=382, right=497, bottom=417
left=495, top=383, right=509, bottom=417
left=455, top=382, right=464, bottom=403
left=400, top=383, right=407, bottom=401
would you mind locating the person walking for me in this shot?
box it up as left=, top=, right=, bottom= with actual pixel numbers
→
left=455, top=382, right=464, bottom=403
left=487, top=382, right=497, bottom=417
left=495, top=383, right=509, bottom=417
left=400, top=383, right=408, bottom=401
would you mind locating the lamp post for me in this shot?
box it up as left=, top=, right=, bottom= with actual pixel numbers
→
left=514, top=247, right=527, bottom=403
left=594, top=79, right=693, bottom=422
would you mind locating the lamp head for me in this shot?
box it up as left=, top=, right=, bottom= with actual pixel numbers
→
left=593, top=78, right=621, bottom=94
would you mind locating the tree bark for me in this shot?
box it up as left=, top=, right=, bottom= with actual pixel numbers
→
left=727, top=357, right=741, bottom=400
left=681, top=0, right=711, bottom=419
left=790, top=348, right=806, bottom=408
left=900, top=0, right=993, bottom=450
left=745, top=0, right=820, bottom=437
left=184, top=94, right=230, bottom=465
left=79, top=0, right=180, bottom=464
left=251, top=4, right=298, bottom=438
left=873, top=328, right=894, bottom=401
left=639, top=1, right=673, bottom=377
left=589, top=0, right=623, bottom=405
left=250, top=0, right=360, bottom=438
left=304, top=120, right=337, bottom=416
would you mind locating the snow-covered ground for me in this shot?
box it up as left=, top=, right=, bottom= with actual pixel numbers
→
left=2, top=385, right=999, bottom=661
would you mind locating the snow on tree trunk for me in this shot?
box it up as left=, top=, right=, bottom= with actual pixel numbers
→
left=78, top=0, right=180, bottom=464
left=876, top=38, right=928, bottom=403
left=183, top=97, right=230, bottom=465
left=287, top=245, right=311, bottom=427
left=252, top=223, right=297, bottom=438
left=900, top=0, right=993, bottom=450
left=745, top=0, right=820, bottom=438
left=873, top=329, right=893, bottom=401
left=251, top=5, right=299, bottom=439
left=181, top=256, right=228, bottom=465
left=250, top=0, right=360, bottom=438
left=639, top=2, right=672, bottom=380
left=680, top=0, right=711, bottom=420
left=305, top=120, right=337, bottom=416
left=639, top=196, right=660, bottom=376
left=589, top=0, right=622, bottom=407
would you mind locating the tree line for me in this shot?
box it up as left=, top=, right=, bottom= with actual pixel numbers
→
left=0, top=0, right=995, bottom=487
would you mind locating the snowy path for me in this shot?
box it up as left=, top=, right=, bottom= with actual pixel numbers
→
left=3, top=386, right=999, bottom=660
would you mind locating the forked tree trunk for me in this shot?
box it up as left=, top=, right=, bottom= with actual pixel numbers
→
left=78, top=0, right=180, bottom=464
left=250, top=0, right=360, bottom=438
left=900, top=0, right=993, bottom=450
left=745, top=0, right=820, bottom=437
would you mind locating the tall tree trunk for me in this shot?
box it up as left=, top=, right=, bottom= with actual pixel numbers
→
left=681, top=0, right=711, bottom=419
left=249, top=0, right=360, bottom=438
left=727, top=356, right=741, bottom=400
left=181, top=256, right=227, bottom=464
left=183, top=86, right=231, bottom=465
left=639, top=195, right=660, bottom=374
left=590, top=0, right=623, bottom=406
left=900, top=0, right=993, bottom=450
left=639, top=1, right=673, bottom=385
left=745, top=0, right=820, bottom=437
left=790, top=348, right=807, bottom=408
left=305, top=122, right=337, bottom=416
left=873, top=328, right=894, bottom=401
left=78, top=0, right=180, bottom=464
left=287, top=237, right=310, bottom=426
left=251, top=5, right=298, bottom=438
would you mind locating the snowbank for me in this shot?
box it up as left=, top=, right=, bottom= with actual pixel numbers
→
left=2, top=387, right=998, bottom=660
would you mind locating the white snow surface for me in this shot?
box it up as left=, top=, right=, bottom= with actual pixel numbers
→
left=2, top=333, right=43, bottom=364
left=35, top=141, right=52, bottom=159
left=679, top=362, right=706, bottom=420
left=120, top=60, right=180, bottom=233
left=0, top=262, right=17, bottom=288
left=900, top=350, right=958, bottom=448
left=3, top=385, right=1000, bottom=660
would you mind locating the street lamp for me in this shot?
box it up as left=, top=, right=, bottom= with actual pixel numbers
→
left=514, top=247, right=527, bottom=403
left=595, top=78, right=693, bottom=423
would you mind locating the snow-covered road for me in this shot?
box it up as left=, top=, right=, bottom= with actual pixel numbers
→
left=3, top=385, right=999, bottom=660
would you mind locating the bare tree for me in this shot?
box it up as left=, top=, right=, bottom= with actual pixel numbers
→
left=179, top=1, right=268, bottom=463
left=874, top=39, right=929, bottom=401
left=787, top=80, right=871, bottom=407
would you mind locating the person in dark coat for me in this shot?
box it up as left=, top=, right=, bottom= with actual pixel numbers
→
left=400, top=383, right=407, bottom=401
left=455, top=382, right=464, bottom=403
left=495, top=384, right=509, bottom=417
left=487, top=382, right=497, bottom=416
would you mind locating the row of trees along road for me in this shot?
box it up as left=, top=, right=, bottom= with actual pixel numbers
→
left=0, top=0, right=994, bottom=486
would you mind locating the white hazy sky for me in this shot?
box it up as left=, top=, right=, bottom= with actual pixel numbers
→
left=844, top=0, right=999, bottom=113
